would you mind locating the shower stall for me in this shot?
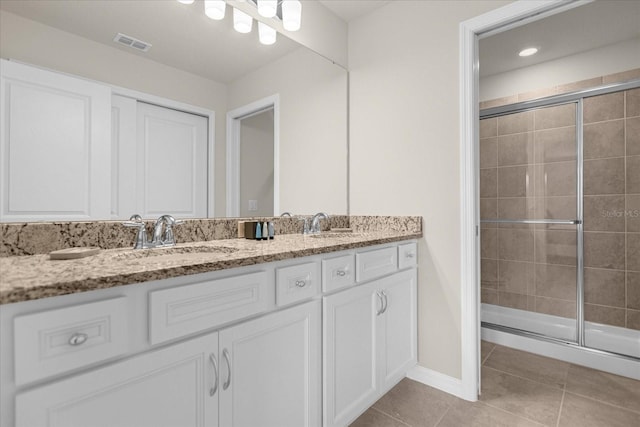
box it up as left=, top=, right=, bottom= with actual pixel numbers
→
left=479, top=80, right=640, bottom=378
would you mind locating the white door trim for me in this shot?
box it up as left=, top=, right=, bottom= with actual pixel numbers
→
left=458, top=0, right=592, bottom=401
left=226, top=94, right=280, bottom=217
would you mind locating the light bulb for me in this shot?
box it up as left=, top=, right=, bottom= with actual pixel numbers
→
left=177, top=0, right=195, bottom=4
left=282, top=0, right=301, bottom=32
left=258, top=22, right=276, bottom=45
left=204, top=0, right=226, bottom=20
left=257, top=0, right=277, bottom=18
left=233, top=8, right=253, bottom=34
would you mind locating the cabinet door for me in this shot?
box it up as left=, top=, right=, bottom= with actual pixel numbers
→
left=377, top=269, right=417, bottom=392
left=323, top=282, right=379, bottom=427
left=0, top=59, right=111, bottom=221
left=16, top=332, right=219, bottom=427
left=136, top=102, right=208, bottom=218
left=219, top=300, right=321, bottom=427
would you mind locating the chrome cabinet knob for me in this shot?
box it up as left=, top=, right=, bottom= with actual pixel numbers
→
left=68, top=332, right=88, bottom=346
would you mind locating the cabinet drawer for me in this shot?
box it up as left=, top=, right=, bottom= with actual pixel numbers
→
left=149, top=271, right=268, bottom=345
left=356, top=246, right=398, bottom=282
left=14, top=297, right=128, bottom=386
left=398, top=242, right=418, bottom=269
left=275, top=262, right=319, bottom=307
left=322, top=254, right=355, bottom=292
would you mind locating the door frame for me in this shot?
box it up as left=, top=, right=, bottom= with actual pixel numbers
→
left=226, top=94, right=280, bottom=217
left=458, top=0, right=592, bottom=401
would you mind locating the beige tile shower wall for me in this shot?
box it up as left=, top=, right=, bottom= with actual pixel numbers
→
left=480, top=104, right=579, bottom=320
left=481, top=87, right=640, bottom=331
left=583, top=88, right=640, bottom=330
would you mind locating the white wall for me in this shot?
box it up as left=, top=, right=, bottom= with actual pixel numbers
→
left=0, top=10, right=230, bottom=216
left=480, top=37, right=640, bottom=101
left=228, top=47, right=348, bottom=215
left=349, top=0, right=511, bottom=379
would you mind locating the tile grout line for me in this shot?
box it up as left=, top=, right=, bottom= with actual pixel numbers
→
left=562, top=389, right=640, bottom=416
left=368, top=406, right=412, bottom=427
left=482, top=342, right=498, bottom=365
left=478, top=400, right=548, bottom=427
left=482, top=365, right=568, bottom=391
left=555, top=389, right=566, bottom=427
left=432, top=404, right=452, bottom=427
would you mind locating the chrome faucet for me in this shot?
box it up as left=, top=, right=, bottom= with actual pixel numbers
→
left=310, top=212, right=329, bottom=234
left=151, top=214, right=183, bottom=247
left=122, top=214, right=183, bottom=249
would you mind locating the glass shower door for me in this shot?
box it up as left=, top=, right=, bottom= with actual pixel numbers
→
left=480, top=102, right=580, bottom=343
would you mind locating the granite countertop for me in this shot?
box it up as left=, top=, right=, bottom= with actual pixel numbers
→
left=0, top=231, right=421, bottom=304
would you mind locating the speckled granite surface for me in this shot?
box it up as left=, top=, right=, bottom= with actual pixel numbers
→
left=0, top=216, right=421, bottom=304
left=0, top=215, right=350, bottom=257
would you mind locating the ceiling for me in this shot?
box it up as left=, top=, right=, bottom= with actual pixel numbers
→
left=0, top=0, right=301, bottom=84
left=318, top=0, right=392, bottom=23
left=480, top=0, right=640, bottom=77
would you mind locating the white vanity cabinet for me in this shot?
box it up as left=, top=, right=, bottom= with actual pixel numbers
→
left=15, top=300, right=321, bottom=427
left=323, top=251, right=417, bottom=427
left=2, top=240, right=417, bottom=427
left=218, top=300, right=321, bottom=427
left=16, top=331, right=220, bottom=427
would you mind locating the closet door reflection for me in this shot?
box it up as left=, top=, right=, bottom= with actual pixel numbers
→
left=480, top=103, right=579, bottom=342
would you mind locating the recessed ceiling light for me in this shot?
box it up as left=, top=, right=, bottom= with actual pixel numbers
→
left=519, top=47, right=539, bottom=57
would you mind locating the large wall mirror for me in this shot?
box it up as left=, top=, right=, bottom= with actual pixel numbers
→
left=0, top=0, right=347, bottom=222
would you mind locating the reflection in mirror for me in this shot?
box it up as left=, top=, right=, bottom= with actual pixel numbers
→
left=0, top=0, right=347, bottom=221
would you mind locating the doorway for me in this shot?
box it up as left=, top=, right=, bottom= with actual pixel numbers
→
left=226, top=94, right=280, bottom=217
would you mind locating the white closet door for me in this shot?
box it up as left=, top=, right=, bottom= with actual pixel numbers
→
left=136, top=102, right=208, bottom=218
left=0, top=59, right=111, bottom=221
left=111, top=95, right=137, bottom=219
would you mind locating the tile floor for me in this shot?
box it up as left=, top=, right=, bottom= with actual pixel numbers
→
left=350, top=341, right=640, bottom=427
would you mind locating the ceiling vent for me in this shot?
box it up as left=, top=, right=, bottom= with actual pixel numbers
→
left=113, top=33, right=152, bottom=52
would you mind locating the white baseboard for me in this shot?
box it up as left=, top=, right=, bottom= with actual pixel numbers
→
left=407, top=365, right=473, bottom=401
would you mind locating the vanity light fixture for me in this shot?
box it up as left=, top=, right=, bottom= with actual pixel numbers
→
left=233, top=7, right=253, bottom=33
left=257, top=0, right=277, bottom=18
left=178, top=0, right=301, bottom=45
left=518, top=47, right=539, bottom=57
left=258, top=22, right=277, bottom=45
left=204, top=0, right=226, bottom=20
left=281, top=0, right=302, bottom=32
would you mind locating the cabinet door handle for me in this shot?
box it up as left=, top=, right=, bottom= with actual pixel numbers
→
left=209, top=353, right=219, bottom=397
left=336, top=270, right=346, bottom=277
left=405, top=252, right=415, bottom=259
left=222, top=348, right=231, bottom=390
left=376, top=291, right=384, bottom=316
left=295, top=280, right=306, bottom=287
left=381, top=291, right=388, bottom=314
left=68, top=332, right=88, bottom=346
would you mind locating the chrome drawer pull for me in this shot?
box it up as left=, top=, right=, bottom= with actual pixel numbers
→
left=336, top=270, right=346, bottom=277
left=68, top=333, right=89, bottom=346
left=222, top=349, right=231, bottom=390
left=381, top=291, right=388, bottom=314
left=295, top=280, right=306, bottom=287
left=209, top=353, right=219, bottom=397
left=376, top=291, right=384, bottom=316
left=405, top=253, right=415, bottom=258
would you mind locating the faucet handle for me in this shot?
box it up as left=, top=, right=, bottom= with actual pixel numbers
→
left=122, top=215, right=148, bottom=249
